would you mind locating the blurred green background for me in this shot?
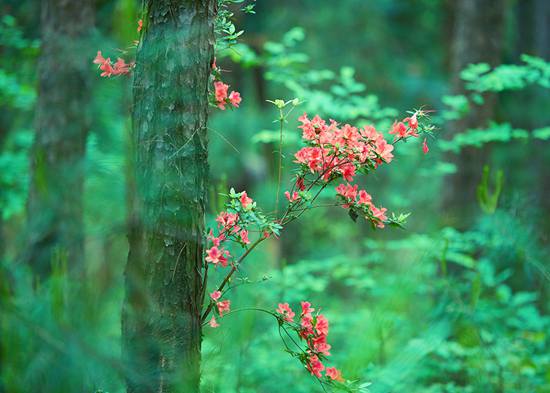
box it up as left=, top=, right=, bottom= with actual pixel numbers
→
left=1, top=0, right=549, bottom=392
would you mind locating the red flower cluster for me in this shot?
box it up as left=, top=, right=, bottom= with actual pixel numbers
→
left=276, top=301, right=343, bottom=382
left=335, top=184, right=387, bottom=228
left=210, top=57, right=242, bottom=110
left=93, top=51, right=133, bottom=77
left=205, top=191, right=254, bottom=268
left=214, top=81, right=242, bottom=110
left=93, top=19, right=142, bottom=78
left=208, top=291, right=230, bottom=328
left=288, top=112, right=430, bottom=228
left=284, top=191, right=300, bottom=203
left=390, top=113, right=419, bottom=140
left=294, top=114, right=395, bottom=182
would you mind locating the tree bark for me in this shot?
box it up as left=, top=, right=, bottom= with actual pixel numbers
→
left=442, top=0, right=505, bottom=226
left=25, top=0, right=94, bottom=277
left=122, top=1, right=215, bottom=392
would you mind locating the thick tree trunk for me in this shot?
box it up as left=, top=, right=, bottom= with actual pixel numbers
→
left=122, top=1, right=215, bottom=392
left=442, top=0, right=505, bottom=226
left=25, top=0, right=94, bottom=277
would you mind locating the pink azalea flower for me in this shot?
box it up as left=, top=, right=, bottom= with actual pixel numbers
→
left=214, top=81, right=229, bottom=109
left=209, top=316, right=220, bottom=328
left=93, top=51, right=106, bottom=66
left=339, top=163, right=356, bottom=182
left=358, top=190, right=372, bottom=206
left=205, top=246, right=229, bottom=267
left=208, top=229, right=224, bottom=247
left=422, top=138, right=429, bottom=154
left=325, top=367, right=343, bottom=381
left=313, top=335, right=331, bottom=356
left=301, top=301, right=315, bottom=316
left=375, top=138, right=394, bottom=164
left=315, top=343, right=331, bottom=357
left=300, top=314, right=314, bottom=339
left=112, top=58, right=130, bottom=75
left=370, top=205, right=388, bottom=228
left=306, top=355, right=325, bottom=378
left=404, top=113, right=418, bottom=130
left=240, top=191, right=253, bottom=209
left=216, top=211, right=239, bottom=229
left=217, top=300, right=231, bottom=317
left=285, top=191, right=300, bottom=203
left=239, top=229, right=250, bottom=244
left=298, top=113, right=317, bottom=140
left=276, top=303, right=295, bottom=322
left=389, top=121, right=408, bottom=139
left=210, top=290, right=221, bottom=301
left=335, top=183, right=358, bottom=204
left=229, top=91, right=241, bottom=107
left=315, top=314, right=329, bottom=336
left=137, top=19, right=143, bottom=33
left=99, top=58, right=114, bottom=77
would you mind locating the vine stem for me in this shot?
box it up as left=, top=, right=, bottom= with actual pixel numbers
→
left=275, top=108, right=284, bottom=216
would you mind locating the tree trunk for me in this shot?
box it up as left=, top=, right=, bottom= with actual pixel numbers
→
left=25, top=0, right=94, bottom=277
left=122, top=1, right=215, bottom=392
left=442, top=0, right=505, bottom=226
left=534, top=0, right=550, bottom=60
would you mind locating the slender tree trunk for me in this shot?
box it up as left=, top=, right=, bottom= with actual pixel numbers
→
left=533, top=0, right=550, bottom=242
left=442, top=0, right=505, bottom=226
left=534, top=0, right=550, bottom=60
left=122, top=1, right=215, bottom=392
left=25, top=0, right=94, bottom=277
left=528, top=0, right=550, bottom=314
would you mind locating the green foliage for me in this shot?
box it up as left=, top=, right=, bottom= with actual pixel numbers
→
left=532, top=126, right=550, bottom=140
left=461, top=55, right=550, bottom=93
left=476, top=166, right=503, bottom=214
left=0, top=130, right=32, bottom=220
left=437, top=56, right=550, bottom=154
left=228, top=28, right=398, bottom=128
left=215, top=0, right=256, bottom=49
left=0, top=15, right=38, bottom=221
left=0, top=14, right=38, bottom=109
left=439, top=95, right=469, bottom=122
left=438, top=122, right=529, bottom=152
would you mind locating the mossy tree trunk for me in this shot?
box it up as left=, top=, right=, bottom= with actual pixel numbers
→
left=122, top=1, right=215, bottom=392
left=25, top=0, right=94, bottom=277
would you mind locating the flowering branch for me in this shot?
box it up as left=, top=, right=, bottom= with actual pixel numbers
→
left=202, top=104, right=435, bottom=387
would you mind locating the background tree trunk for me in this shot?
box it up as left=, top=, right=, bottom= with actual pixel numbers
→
left=442, top=0, right=505, bottom=227
left=122, top=1, right=215, bottom=392
left=532, top=0, right=550, bottom=241
left=25, top=0, right=94, bottom=277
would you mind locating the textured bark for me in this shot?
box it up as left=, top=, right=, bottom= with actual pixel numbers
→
left=442, top=0, right=505, bottom=226
left=122, top=1, right=215, bottom=392
left=25, top=0, right=94, bottom=277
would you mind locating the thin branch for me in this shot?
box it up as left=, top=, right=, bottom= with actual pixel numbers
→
left=275, top=109, right=284, bottom=216
left=201, top=236, right=265, bottom=321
